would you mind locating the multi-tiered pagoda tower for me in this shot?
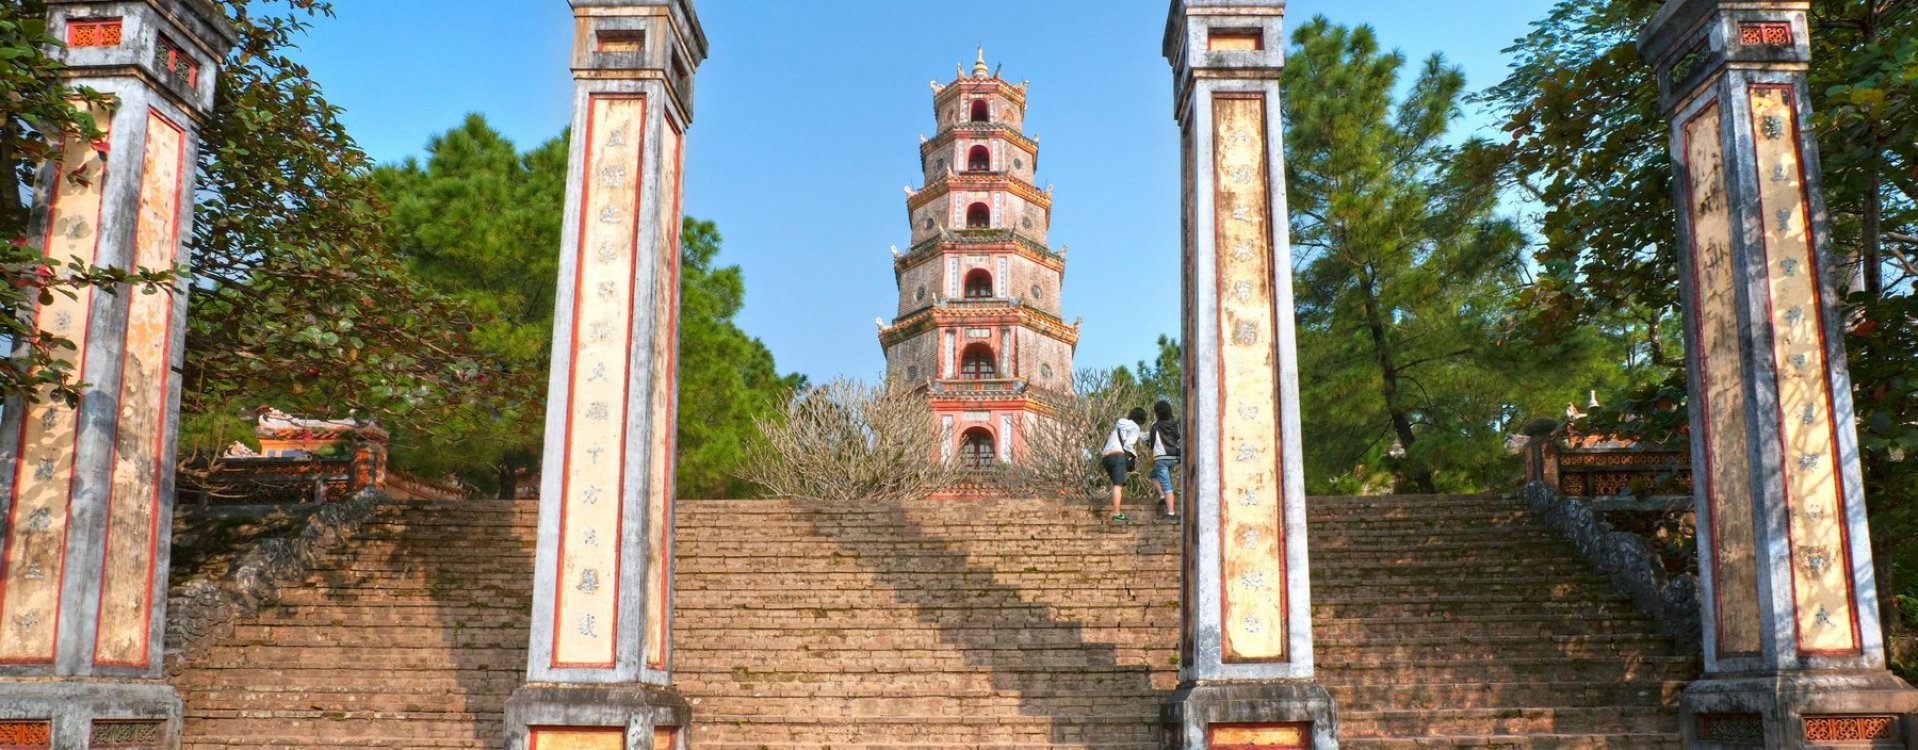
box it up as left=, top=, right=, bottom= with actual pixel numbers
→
left=879, top=50, right=1079, bottom=469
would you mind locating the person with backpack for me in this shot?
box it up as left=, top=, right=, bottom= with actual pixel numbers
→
left=1100, top=407, right=1149, bottom=521
left=1146, top=400, right=1182, bottom=521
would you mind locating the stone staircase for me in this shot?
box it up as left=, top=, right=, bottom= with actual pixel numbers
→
left=165, top=493, right=1693, bottom=748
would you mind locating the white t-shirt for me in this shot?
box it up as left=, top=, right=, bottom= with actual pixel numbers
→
left=1102, top=418, right=1141, bottom=456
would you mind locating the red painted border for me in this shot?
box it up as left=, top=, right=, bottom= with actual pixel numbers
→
left=92, top=107, right=187, bottom=668
left=551, top=94, right=647, bottom=672
left=1676, top=98, right=1758, bottom=660
left=1745, top=82, right=1864, bottom=657
left=648, top=117, right=685, bottom=673
left=1209, top=92, right=1288, bottom=665
left=0, top=117, right=113, bottom=666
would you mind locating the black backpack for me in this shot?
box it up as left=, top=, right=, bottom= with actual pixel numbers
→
left=1150, top=420, right=1183, bottom=458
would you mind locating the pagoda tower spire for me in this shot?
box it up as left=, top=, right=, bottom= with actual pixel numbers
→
left=879, top=54, right=1078, bottom=472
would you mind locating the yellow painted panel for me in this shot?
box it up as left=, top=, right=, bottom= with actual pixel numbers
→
left=653, top=727, right=675, bottom=750
left=532, top=728, right=623, bottom=750
left=95, top=110, right=186, bottom=666
left=643, top=119, right=682, bottom=671
left=1211, top=94, right=1286, bottom=663
left=554, top=95, right=646, bottom=669
left=1208, top=32, right=1263, bottom=52
left=0, top=102, right=112, bottom=663
left=1212, top=724, right=1304, bottom=747
left=1748, top=86, right=1856, bottom=654
left=1683, top=102, right=1763, bottom=656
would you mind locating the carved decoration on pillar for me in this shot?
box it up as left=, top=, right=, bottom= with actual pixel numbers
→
left=1680, top=100, right=1764, bottom=658
left=1211, top=93, right=1286, bottom=664
left=552, top=95, right=645, bottom=671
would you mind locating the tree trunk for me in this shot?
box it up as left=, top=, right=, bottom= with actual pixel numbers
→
left=1860, top=5, right=1884, bottom=298
left=1358, top=271, right=1436, bottom=493
left=1646, top=310, right=1670, bottom=369
left=496, top=460, right=518, bottom=500
left=0, top=129, right=22, bottom=228
left=1864, top=170, right=1883, bottom=297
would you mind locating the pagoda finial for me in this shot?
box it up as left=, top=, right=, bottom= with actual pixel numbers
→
left=973, top=47, right=990, bottom=78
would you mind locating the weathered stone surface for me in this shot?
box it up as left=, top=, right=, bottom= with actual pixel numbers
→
left=1522, top=481, right=1703, bottom=654
left=164, top=489, right=391, bottom=666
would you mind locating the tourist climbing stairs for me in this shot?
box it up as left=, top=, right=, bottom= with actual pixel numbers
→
left=165, top=493, right=1694, bottom=748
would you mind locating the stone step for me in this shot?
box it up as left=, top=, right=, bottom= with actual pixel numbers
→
left=1338, top=734, right=1683, bottom=750
left=169, top=493, right=1689, bottom=748
left=1328, top=681, right=1687, bottom=711
left=1339, top=707, right=1675, bottom=737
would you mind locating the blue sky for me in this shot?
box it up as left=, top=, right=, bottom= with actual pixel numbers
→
left=297, top=1, right=1553, bottom=383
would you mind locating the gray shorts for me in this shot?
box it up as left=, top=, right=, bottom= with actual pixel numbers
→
left=1101, top=453, right=1130, bottom=486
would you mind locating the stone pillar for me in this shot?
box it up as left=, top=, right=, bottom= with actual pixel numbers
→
left=504, top=2, right=705, bottom=749
left=1161, top=2, right=1336, bottom=748
left=1640, top=1, right=1918, bottom=747
left=0, top=2, right=233, bottom=748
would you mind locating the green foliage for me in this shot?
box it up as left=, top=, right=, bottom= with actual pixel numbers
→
left=167, top=0, right=519, bottom=468
left=370, top=115, right=562, bottom=495
left=369, top=116, right=800, bottom=497
left=1116, top=335, right=1182, bottom=407
left=1285, top=18, right=1626, bottom=494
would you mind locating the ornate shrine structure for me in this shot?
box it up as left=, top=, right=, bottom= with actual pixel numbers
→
left=879, top=50, right=1079, bottom=469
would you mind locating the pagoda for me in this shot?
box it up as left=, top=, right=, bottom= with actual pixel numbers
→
left=879, top=50, right=1080, bottom=469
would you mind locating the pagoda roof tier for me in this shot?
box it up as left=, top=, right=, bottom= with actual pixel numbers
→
left=896, top=229, right=1063, bottom=274
left=920, top=124, right=1039, bottom=160
left=879, top=302, right=1081, bottom=349
left=931, top=76, right=1029, bottom=110
left=908, top=172, right=1053, bottom=212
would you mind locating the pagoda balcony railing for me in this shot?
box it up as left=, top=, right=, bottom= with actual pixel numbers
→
left=904, top=230, right=1056, bottom=259
left=929, top=378, right=1027, bottom=396
left=939, top=296, right=1016, bottom=311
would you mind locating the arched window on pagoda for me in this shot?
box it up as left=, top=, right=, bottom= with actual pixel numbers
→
left=970, top=99, right=990, bottom=123
left=959, top=344, right=997, bottom=380
left=964, top=269, right=994, bottom=299
left=967, top=145, right=991, bottom=172
left=960, top=428, right=997, bottom=469
left=967, top=203, right=991, bottom=229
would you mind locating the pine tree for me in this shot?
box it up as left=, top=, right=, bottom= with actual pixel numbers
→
left=1285, top=18, right=1622, bottom=494
left=372, top=118, right=800, bottom=498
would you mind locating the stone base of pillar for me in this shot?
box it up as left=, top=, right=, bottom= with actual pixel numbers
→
left=505, top=684, right=691, bottom=750
left=1162, top=682, right=1340, bottom=749
left=1680, top=671, right=1918, bottom=749
left=0, top=681, right=180, bottom=750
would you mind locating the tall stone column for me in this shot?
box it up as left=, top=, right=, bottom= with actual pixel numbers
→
left=1161, top=2, right=1336, bottom=748
left=504, top=2, right=706, bottom=749
left=0, top=2, right=233, bottom=748
left=1640, top=1, right=1918, bottom=747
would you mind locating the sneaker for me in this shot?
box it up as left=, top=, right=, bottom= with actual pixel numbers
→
left=1111, top=512, right=1129, bottom=522
left=1162, top=511, right=1179, bottom=521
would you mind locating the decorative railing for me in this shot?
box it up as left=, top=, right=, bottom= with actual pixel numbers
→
left=929, top=378, right=1027, bottom=396
left=903, top=230, right=1058, bottom=260
left=938, top=297, right=1017, bottom=311
left=1520, top=481, right=1702, bottom=653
